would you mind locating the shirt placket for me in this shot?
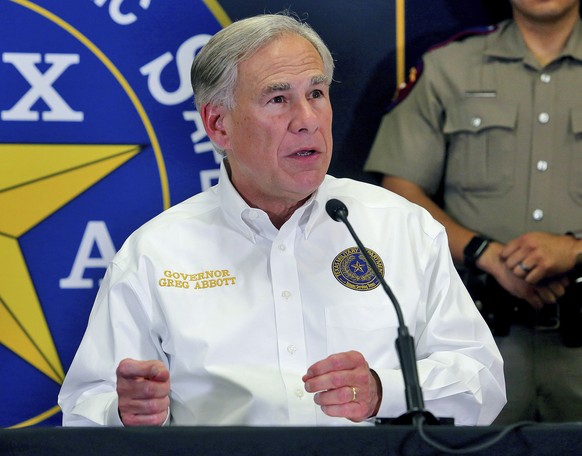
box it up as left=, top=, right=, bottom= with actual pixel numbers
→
left=528, top=68, right=554, bottom=231
left=270, top=225, right=316, bottom=424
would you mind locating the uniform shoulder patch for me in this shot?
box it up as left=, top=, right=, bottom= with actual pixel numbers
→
left=388, top=24, right=499, bottom=111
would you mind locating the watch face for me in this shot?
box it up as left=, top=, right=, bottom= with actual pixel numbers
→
left=464, top=236, right=490, bottom=269
left=467, top=237, right=483, bottom=255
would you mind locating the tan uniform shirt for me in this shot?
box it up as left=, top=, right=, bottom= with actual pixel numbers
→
left=365, top=20, right=582, bottom=244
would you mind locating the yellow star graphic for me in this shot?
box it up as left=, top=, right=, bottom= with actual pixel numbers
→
left=0, top=143, right=141, bottom=385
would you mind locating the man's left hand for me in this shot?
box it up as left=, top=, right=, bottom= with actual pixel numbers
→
left=302, top=350, right=381, bottom=422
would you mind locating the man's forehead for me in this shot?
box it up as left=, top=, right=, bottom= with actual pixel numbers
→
left=232, top=35, right=327, bottom=99
left=242, top=36, right=322, bottom=71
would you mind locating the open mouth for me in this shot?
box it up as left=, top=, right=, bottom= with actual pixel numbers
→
left=295, top=149, right=316, bottom=157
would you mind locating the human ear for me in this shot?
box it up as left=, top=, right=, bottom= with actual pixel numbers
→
left=200, top=104, right=230, bottom=149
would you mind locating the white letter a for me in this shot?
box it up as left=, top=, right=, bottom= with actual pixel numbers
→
left=60, top=221, right=117, bottom=289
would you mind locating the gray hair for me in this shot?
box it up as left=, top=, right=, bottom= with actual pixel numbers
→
left=191, top=14, right=335, bottom=153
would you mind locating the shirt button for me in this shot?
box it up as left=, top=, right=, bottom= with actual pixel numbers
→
left=470, top=117, right=482, bottom=128
left=538, top=112, right=549, bottom=124
left=540, top=73, right=551, bottom=83
left=536, top=160, right=548, bottom=172
left=532, top=209, right=544, bottom=221
left=278, top=243, right=286, bottom=251
left=295, top=389, right=305, bottom=399
left=287, top=345, right=297, bottom=355
left=281, top=290, right=291, bottom=299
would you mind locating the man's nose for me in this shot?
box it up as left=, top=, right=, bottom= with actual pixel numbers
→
left=289, top=99, right=319, bottom=133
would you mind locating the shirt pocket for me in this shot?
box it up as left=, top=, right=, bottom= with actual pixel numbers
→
left=568, top=107, right=582, bottom=205
left=325, top=304, right=398, bottom=366
left=443, top=99, right=518, bottom=195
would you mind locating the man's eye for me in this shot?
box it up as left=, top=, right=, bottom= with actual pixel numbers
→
left=311, top=90, right=323, bottom=99
left=270, top=95, right=285, bottom=104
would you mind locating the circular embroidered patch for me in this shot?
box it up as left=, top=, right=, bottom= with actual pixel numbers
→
left=332, top=247, right=385, bottom=291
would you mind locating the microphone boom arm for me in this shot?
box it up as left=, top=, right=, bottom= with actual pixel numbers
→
left=326, top=199, right=439, bottom=425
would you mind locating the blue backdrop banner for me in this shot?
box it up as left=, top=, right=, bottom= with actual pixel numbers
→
left=0, top=0, right=225, bottom=427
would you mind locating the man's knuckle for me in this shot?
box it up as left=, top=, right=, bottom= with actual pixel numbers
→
left=330, top=372, right=345, bottom=388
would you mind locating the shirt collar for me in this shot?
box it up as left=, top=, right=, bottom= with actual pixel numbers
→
left=217, top=159, right=258, bottom=242
left=216, top=158, right=329, bottom=242
left=485, top=19, right=582, bottom=66
left=563, top=20, right=582, bottom=61
left=304, top=177, right=331, bottom=237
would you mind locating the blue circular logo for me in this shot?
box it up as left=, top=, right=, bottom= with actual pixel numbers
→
left=332, top=247, right=385, bottom=291
left=0, top=0, right=226, bottom=427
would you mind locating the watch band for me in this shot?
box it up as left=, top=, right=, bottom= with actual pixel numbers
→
left=463, top=235, right=492, bottom=271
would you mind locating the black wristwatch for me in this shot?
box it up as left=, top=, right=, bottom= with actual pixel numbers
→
left=463, top=235, right=492, bottom=271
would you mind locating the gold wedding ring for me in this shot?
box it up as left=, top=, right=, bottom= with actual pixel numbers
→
left=352, top=386, right=357, bottom=402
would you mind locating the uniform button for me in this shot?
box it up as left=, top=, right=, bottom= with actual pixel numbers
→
left=532, top=209, right=544, bottom=221
left=536, top=160, right=548, bottom=172
left=295, top=389, right=305, bottom=399
left=287, top=345, right=297, bottom=355
left=278, top=243, right=286, bottom=251
left=470, top=117, right=482, bottom=128
left=538, top=112, right=550, bottom=124
left=540, top=73, right=551, bottom=83
left=281, top=290, right=291, bottom=299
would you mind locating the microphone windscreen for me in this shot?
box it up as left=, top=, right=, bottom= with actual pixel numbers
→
left=325, top=199, right=348, bottom=222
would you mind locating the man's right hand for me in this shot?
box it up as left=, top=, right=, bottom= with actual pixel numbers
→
left=116, top=358, right=170, bottom=426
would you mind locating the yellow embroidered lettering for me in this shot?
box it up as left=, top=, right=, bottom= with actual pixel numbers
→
left=159, top=269, right=236, bottom=290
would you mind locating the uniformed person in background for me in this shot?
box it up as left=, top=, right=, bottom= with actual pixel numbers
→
left=365, top=0, right=582, bottom=424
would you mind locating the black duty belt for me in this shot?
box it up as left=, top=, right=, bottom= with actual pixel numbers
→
left=460, top=270, right=582, bottom=348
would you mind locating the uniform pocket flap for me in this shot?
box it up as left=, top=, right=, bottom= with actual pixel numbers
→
left=444, top=100, right=517, bottom=134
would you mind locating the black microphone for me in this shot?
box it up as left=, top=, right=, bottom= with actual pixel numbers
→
left=325, top=198, right=439, bottom=426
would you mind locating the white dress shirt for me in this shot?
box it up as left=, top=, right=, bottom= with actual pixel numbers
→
left=58, top=160, right=505, bottom=426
